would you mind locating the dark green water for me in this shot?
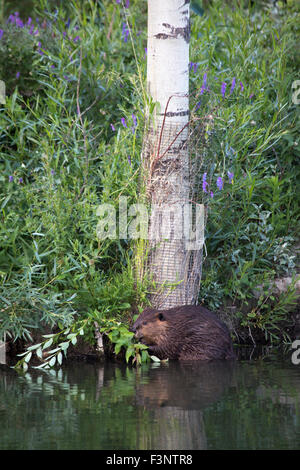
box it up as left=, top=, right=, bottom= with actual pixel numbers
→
left=1, top=353, right=300, bottom=450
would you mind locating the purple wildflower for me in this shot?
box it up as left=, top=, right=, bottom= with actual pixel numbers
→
left=122, top=22, right=129, bottom=42
left=202, top=173, right=208, bottom=193
left=217, top=177, right=223, bottom=190
left=66, top=18, right=71, bottom=28
left=199, top=73, right=208, bottom=95
left=132, top=113, right=137, bottom=127
left=221, top=82, right=226, bottom=98
left=210, top=191, right=214, bottom=198
left=16, top=71, right=20, bottom=79
left=110, top=123, right=116, bottom=132
left=249, top=93, right=254, bottom=99
left=116, top=0, right=121, bottom=3
left=73, top=35, right=80, bottom=42
left=27, top=17, right=32, bottom=26
left=240, top=81, right=244, bottom=92
left=0, top=29, right=3, bottom=40
left=199, top=85, right=205, bottom=95
left=121, top=117, right=127, bottom=128
left=127, top=155, right=132, bottom=165
left=230, top=77, right=236, bottom=94
left=195, top=101, right=201, bottom=111
left=7, top=14, right=15, bottom=24
left=19, top=177, right=23, bottom=184
left=9, top=175, right=13, bottom=182
left=37, top=41, right=44, bottom=55
left=51, top=169, right=55, bottom=175
left=144, top=47, right=147, bottom=58
left=125, top=0, right=130, bottom=7
left=189, top=62, right=199, bottom=73
left=15, top=18, right=24, bottom=28
left=228, top=171, right=234, bottom=184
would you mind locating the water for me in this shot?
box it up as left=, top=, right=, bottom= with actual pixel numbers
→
left=1, top=352, right=300, bottom=450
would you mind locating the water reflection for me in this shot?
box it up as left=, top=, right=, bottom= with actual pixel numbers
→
left=0, top=357, right=300, bottom=450
left=133, top=361, right=234, bottom=450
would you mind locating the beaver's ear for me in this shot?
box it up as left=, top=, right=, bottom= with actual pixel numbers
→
left=158, top=312, right=165, bottom=321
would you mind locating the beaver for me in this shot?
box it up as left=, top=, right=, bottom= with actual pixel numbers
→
left=131, top=305, right=235, bottom=361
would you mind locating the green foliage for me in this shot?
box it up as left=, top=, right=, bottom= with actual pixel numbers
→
left=13, top=314, right=155, bottom=370
left=14, top=319, right=88, bottom=371
left=0, top=0, right=149, bottom=343
left=190, top=0, right=300, bottom=340
left=98, top=317, right=151, bottom=365
left=238, top=275, right=299, bottom=343
left=0, top=0, right=299, bottom=350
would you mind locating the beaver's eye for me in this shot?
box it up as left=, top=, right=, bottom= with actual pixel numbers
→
left=158, top=313, right=165, bottom=321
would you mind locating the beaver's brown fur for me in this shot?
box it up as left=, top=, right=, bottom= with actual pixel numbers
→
left=131, top=305, right=235, bottom=361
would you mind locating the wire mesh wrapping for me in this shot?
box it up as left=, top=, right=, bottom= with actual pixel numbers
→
left=140, top=108, right=209, bottom=309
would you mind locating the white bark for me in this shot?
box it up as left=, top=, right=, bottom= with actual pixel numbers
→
left=147, top=0, right=190, bottom=126
left=143, top=0, right=201, bottom=308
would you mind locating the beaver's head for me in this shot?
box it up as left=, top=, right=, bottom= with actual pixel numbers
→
left=130, top=308, right=169, bottom=348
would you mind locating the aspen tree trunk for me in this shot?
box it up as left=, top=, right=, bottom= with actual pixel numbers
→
left=143, top=0, right=202, bottom=309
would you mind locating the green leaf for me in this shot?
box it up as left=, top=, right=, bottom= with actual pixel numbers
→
left=141, top=350, right=149, bottom=363
left=57, top=352, right=63, bottom=365
left=24, top=352, right=32, bottom=363
left=125, top=346, right=134, bottom=363
left=136, top=353, right=141, bottom=365
left=26, top=343, right=42, bottom=351
left=17, top=350, right=32, bottom=357
left=66, top=333, right=76, bottom=340
left=1, top=195, right=12, bottom=210
left=36, top=347, right=43, bottom=359
left=115, top=342, right=123, bottom=354
left=46, top=347, right=61, bottom=355
left=120, top=303, right=131, bottom=309
left=49, top=356, right=56, bottom=367
left=43, top=338, right=53, bottom=349
left=150, top=355, right=161, bottom=362
left=59, top=341, right=70, bottom=350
